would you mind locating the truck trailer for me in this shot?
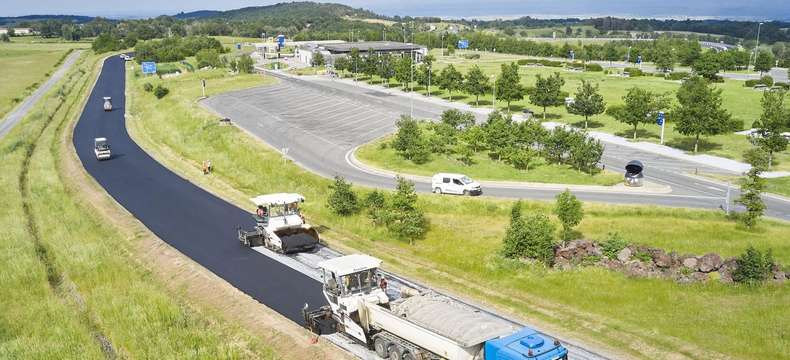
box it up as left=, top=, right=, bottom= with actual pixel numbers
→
left=304, top=254, right=568, bottom=360
left=237, top=193, right=320, bottom=253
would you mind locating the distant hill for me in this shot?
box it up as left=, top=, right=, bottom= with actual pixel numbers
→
left=0, top=14, right=94, bottom=26
left=172, top=2, right=382, bottom=22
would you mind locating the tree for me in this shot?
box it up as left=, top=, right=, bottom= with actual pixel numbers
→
left=603, top=42, right=619, bottom=64
left=0, top=33, right=9, bottom=43
left=530, top=72, right=565, bottom=120
left=567, top=80, right=606, bottom=129
left=440, top=109, right=475, bottom=129
left=507, top=148, right=535, bottom=171
left=483, top=111, right=515, bottom=160
left=608, top=87, right=669, bottom=140
left=394, top=56, right=413, bottom=89
left=460, top=125, right=485, bottom=152
left=674, top=76, right=732, bottom=152
left=392, top=116, right=430, bottom=164
left=501, top=209, right=556, bottom=266
left=153, top=85, right=169, bottom=99
left=653, top=40, right=676, bottom=72
left=692, top=51, right=722, bottom=80
left=754, top=51, right=775, bottom=76
left=554, top=190, right=583, bottom=241
left=751, top=90, right=788, bottom=169
left=737, top=148, right=768, bottom=228
left=311, top=51, right=325, bottom=67
left=438, top=64, right=463, bottom=101
left=495, top=62, right=524, bottom=111
left=416, top=54, right=435, bottom=96
left=679, top=40, right=702, bottom=66
left=464, top=65, right=491, bottom=106
left=732, top=246, right=775, bottom=284
left=237, top=55, right=254, bottom=73
left=364, top=190, right=388, bottom=226
left=327, top=176, right=359, bottom=216
left=334, top=56, right=349, bottom=74
left=569, top=135, right=604, bottom=174
left=387, top=177, right=428, bottom=244
left=196, top=49, right=221, bottom=68
left=349, top=48, right=361, bottom=80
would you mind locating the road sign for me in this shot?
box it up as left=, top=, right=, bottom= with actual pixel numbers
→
left=277, top=34, right=285, bottom=48
left=457, top=39, right=469, bottom=49
left=141, top=62, right=157, bottom=74
left=656, top=111, right=665, bottom=125
left=569, top=50, right=575, bottom=60
left=637, top=55, right=642, bottom=64
left=236, top=43, right=241, bottom=50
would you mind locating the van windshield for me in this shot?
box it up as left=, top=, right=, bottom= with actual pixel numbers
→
left=460, top=176, right=474, bottom=184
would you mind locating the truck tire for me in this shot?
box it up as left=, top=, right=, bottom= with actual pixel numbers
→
left=402, top=352, right=416, bottom=360
left=387, top=345, right=403, bottom=360
left=374, top=337, right=389, bottom=358
left=433, top=187, right=442, bottom=194
left=463, top=190, right=469, bottom=196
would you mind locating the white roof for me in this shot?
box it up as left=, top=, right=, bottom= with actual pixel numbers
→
left=433, top=173, right=467, bottom=178
left=95, top=137, right=107, bottom=141
left=250, top=193, right=304, bottom=207
left=318, top=254, right=382, bottom=276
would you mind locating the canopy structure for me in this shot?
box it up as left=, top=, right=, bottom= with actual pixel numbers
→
left=250, top=193, right=305, bottom=207
left=318, top=254, right=382, bottom=277
left=390, top=294, right=520, bottom=347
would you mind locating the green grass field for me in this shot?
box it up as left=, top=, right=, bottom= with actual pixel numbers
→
left=357, top=135, right=622, bottom=185
left=126, top=60, right=790, bottom=359
left=0, top=41, right=85, bottom=121
left=766, top=177, right=790, bottom=197
left=0, top=50, right=278, bottom=358
left=351, top=49, right=790, bottom=175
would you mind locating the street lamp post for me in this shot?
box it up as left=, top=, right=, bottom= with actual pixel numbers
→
left=491, top=75, right=497, bottom=111
left=752, top=22, right=764, bottom=71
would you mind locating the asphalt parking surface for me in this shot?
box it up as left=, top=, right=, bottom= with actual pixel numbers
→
left=73, top=56, right=326, bottom=324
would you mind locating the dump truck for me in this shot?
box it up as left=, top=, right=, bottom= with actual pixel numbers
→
left=303, top=254, right=568, bottom=360
left=237, top=193, right=320, bottom=253
left=94, top=137, right=111, bottom=160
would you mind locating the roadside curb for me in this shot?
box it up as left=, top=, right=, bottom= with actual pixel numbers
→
left=345, top=146, right=674, bottom=195
left=683, top=172, right=790, bottom=204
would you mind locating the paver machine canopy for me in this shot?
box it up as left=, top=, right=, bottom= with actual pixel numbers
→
left=238, top=193, right=320, bottom=253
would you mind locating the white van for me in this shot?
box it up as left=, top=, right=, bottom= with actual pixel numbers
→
left=431, top=173, right=482, bottom=196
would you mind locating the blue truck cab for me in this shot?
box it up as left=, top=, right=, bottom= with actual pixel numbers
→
left=485, top=327, right=569, bottom=360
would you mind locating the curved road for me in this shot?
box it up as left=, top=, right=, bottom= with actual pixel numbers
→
left=73, top=56, right=325, bottom=324
left=203, top=72, right=790, bottom=221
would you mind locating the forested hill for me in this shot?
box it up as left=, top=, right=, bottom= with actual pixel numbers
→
left=0, top=14, right=93, bottom=26
left=173, top=2, right=381, bottom=23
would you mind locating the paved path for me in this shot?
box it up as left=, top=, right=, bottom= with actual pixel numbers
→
left=0, top=50, right=83, bottom=139
left=202, top=72, right=790, bottom=221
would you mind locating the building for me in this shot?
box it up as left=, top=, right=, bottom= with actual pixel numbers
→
left=296, top=41, right=428, bottom=66
left=0, top=27, right=35, bottom=35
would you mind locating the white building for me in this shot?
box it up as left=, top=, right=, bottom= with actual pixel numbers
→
left=0, top=27, right=35, bottom=35
left=296, top=41, right=428, bottom=66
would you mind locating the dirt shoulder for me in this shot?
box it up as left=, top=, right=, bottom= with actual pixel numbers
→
left=59, top=57, right=351, bottom=360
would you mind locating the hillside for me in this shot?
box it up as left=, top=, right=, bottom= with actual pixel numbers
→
left=174, top=2, right=381, bottom=23
left=0, top=15, right=93, bottom=26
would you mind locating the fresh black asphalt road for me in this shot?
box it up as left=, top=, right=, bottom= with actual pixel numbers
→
left=73, top=56, right=326, bottom=324
left=203, top=72, right=790, bottom=221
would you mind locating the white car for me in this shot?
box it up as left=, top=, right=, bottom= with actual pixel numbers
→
left=431, top=173, right=482, bottom=196
left=94, top=137, right=111, bottom=160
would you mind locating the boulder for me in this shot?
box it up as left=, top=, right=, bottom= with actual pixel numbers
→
left=617, top=247, right=632, bottom=262
left=652, top=250, right=672, bottom=268
left=718, top=258, right=738, bottom=284
left=682, top=256, right=698, bottom=269
left=690, top=272, right=710, bottom=282
left=698, top=253, right=722, bottom=273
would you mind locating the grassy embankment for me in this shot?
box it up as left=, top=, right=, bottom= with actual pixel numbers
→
left=348, top=49, right=790, bottom=173
left=0, top=41, right=86, bottom=120
left=127, top=57, right=789, bottom=359
left=357, top=135, right=622, bottom=185
left=0, top=51, right=279, bottom=358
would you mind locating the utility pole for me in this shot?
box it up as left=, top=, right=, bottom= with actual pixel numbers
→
left=491, top=74, right=497, bottom=111
left=751, top=22, right=764, bottom=71
left=410, top=22, right=415, bottom=118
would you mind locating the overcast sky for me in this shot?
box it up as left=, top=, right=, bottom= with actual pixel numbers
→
left=4, top=0, right=790, bottom=20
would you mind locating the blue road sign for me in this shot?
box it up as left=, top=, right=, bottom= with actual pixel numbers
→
left=236, top=43, right=241, bottom=50
left=277, top=35, right=285, bottom=47
left=656, top=111, right=665, bottom=126
left=569, top=50, right=575, bottom=60
left=637, top=55, right=643, bottom=64
left=457, top=39, right=469, bottom=49
left=141, top=62, right=157, bottom=74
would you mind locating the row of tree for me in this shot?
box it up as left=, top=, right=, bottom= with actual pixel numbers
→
left=393, top=110, right=605, bottom=175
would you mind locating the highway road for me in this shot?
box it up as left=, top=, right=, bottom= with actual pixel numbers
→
left=73, top=56, right=326, bottom=324
left=0, top=50, right=82, bottom=139
left=73, top=56, right=609, bottom=360
left=203, top=72, right=790, bottom=220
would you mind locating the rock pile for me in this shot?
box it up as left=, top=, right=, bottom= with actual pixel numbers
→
left=554, top=240, right=786, bottom=284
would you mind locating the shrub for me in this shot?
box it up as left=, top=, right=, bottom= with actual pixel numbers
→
left=153, top=85, right=169, bottom=99
left=633, top=251, right=652, bottom=262
left=463, top=53, right=481, bottom=60
left=143, top=83, right=153, bottom=92
left=363, top=190, right=388, bottom=226
left=386, top=177, right=427, bottom=243
left=502, top=205, right=557, bottom=266
left=538, top=59, right=564, bottom=67
left=667, top=71, right=690, bottom=80
left=517, top=59, right=530, bottom=65
left=0, top=33, right=9, bottom=42
left=732, top=246, right=775, bottom=284
left=774, top=82, right=790, bottom=90
left=554, top=190, right=583, bottom=241
left=623, top=67, right=644, bottom=77
left=237, top=55, right=255, bottom=73
left=584, top=63, right=603, bottom=72
left=326, top=176, right=359, bottom=216
left=601, top=232, right=628, bottom=259
left=744, top=79, right=760, bottom=87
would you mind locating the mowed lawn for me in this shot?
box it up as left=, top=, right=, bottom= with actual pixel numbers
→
left=127, top=61, right=790, bottom=359
left=0, top=41, right=84, bottom=121
left=351, top=49, right=790, bottom=173
left=357, top=135, right=623, bottom=185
